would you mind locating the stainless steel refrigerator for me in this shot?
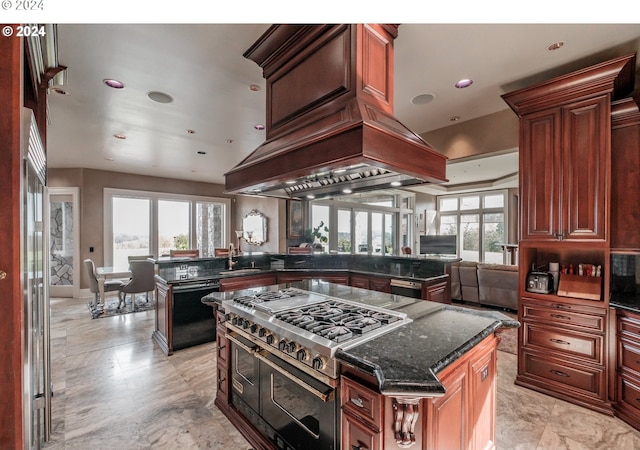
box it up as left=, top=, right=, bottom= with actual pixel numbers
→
left=22, top=108, right=51, bottom=448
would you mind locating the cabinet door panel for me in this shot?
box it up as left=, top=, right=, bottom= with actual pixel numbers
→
left=561, top=95, right=609, bottom=241
left=520, top=110, right=562, bottom=240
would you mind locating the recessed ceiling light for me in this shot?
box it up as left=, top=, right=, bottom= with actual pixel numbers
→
left=197, top=151, right=206, bottom=155
left=226, top=139, right=234, bottom=144
left=147, top=91, right=173, bottom=104
left=186, top=129, right=196, bottom=134
left=547, top=41, right=565, bottom=51
left=113, top=134, right=126, bottom=140
left=254, top=124, right=265, bottom=130
left=103, top=79, right=124, bottom=89
left=104, top=157, right=115, bottom=161
left=454, top=79, right=473, bottom=89
left=449, top=116, right=461, bottom=122
left=52, top=88, right=68, bottom=95
left=390, top=181, right=402, bottom=187
left=249, top=84, right=261, bottom=91
left=411, top=93, right=436, bottom=105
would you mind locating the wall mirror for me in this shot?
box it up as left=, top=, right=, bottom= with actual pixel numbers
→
left=242, top=209, right=267, bottom=245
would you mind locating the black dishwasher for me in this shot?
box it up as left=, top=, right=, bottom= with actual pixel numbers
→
left=172, top=280, right=219, bottom=350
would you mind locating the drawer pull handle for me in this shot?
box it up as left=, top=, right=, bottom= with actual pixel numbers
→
left=551, top=303, right=572, bottom=310
left=550, top=314, right=571, bottom=320
left=550, top=338, right=570, bottom=345
left=352, top=442, right=367, bottom=450
left=350, top=397, right=364, bottom=408
left=550, top=369, right=570, bottom=378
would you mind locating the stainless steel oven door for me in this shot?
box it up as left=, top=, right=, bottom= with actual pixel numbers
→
left=228, top=333, right=260, bottom=414
left=258, top=349, right=338, bottom=450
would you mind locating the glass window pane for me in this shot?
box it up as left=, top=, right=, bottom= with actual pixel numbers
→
left=460, top=213, right=479, bottom=262
left=483, top=212, right=505, bottom=264
left=484, top=194, right=504, bottom=209
left=112, top=197, right=150, bottom=269
left=439, top=214, right=458, bottom=236
left=196, top=202, right=224, bottom=257
left=439, top=197, right=457, bottom=211
left=337, top=209, right=351, bottom=253
left=355, top=211, right=369, bottom=253
left=158, top=200, right=190, bottom=257
left=311, top=204, right=330, bottom=249
left=50, top=198, right=74, bottom=286
left=460, top=196, right=480, bottom=210
left=384, top=213, right=394, bottom=255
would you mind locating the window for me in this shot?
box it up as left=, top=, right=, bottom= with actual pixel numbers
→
left=104, top=189, right=230, bottom=267
left=309, top=191, right=407, bottom=255
left=111, top=196, right=151, bottom=269
left=437, top=190, right=508, bottom=263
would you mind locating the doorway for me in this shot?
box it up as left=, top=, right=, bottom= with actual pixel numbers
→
left=48, top=187, right=80, bottom=298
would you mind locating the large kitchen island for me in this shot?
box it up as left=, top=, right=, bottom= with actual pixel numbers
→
left=203, top=280, right=518, bottom=450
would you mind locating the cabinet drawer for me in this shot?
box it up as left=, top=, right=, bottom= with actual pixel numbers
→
left=523, top=351, right=604, bottom=397
left=522, top=302, right=604, bottom=332
left=523, top=322, right=603, bottom=364
left=619, top=315, right=640, bottom=342
left=620, top=339, right=640, bottom=375
left=341, top=411, right=381, bottom=450
left=619, top=376, right=640, bottom=412
left=216, top=310, right=226, bottom=327
left=341, top=376, right=382, bottom=427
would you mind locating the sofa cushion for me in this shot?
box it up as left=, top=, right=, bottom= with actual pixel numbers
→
left=458, top=262, right=479, bottom=303
left=477, top=264, right=519, bottom=311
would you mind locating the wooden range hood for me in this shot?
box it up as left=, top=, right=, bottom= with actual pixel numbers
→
left=224, top=24, right=448, bottom=199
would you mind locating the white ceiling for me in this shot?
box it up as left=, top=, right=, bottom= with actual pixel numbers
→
left=46, top=24, right=640, bottom=193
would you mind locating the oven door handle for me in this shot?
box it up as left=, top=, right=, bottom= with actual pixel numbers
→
left=255, top=349, right=331, bottom=402
left=227, top=333, right=259, bottom=354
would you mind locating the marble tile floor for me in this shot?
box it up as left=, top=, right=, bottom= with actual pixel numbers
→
left=43, top=297, right=640, bottom=450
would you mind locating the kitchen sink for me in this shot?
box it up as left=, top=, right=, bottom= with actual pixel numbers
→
left=220, top=268, right=262, bottom=275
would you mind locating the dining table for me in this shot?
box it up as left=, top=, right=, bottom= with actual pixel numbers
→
left=95, top=266, right=132, bottom=309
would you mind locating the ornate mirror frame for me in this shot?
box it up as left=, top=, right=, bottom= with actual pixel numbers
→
left=242, top=209, right=267, bottom=245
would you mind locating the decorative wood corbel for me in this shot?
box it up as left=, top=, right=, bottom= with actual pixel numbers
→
left=392, top=397, right=420, bottom=448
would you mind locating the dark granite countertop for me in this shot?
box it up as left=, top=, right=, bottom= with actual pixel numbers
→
left=610, top=294, right=640, bottom=314
left=202, top=280, right=519, bottom=397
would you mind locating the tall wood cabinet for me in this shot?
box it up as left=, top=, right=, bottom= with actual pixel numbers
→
left=502, top=53, right=636, bottom=414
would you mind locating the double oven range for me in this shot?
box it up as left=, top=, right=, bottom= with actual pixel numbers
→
left=222, top=287, right=411, bottom=450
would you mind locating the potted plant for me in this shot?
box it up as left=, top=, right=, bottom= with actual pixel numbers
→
left=304, top=221, right=329, bottom=251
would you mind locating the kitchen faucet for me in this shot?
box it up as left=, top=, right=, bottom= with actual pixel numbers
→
left=228, top=243, right=238, bottom=270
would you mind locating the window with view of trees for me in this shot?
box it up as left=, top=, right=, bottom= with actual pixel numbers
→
left=105, top=189, right=230, bottom=268
left=438, top=191, right=507, bottom=263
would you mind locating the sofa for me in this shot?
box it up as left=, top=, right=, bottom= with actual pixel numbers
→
left=450, top=261, right=519, bottom=311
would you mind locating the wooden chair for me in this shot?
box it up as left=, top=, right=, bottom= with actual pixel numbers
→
left=214, top=248, right=230, bottom=257
left=169, top=249, right=199, bottom=258
left=288, top=246, right=313, bottom=254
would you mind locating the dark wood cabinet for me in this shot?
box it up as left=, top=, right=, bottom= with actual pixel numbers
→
left=276, top=271, right=349, bottom=286
left=422, top=279, right=449, bottom=304
left=614, top=310, right=640, bottom=430
left=341, top=334, right=497, bottom=450
left=350, top=274, right=391, bottom=293
left=518, top=96, right=609, bottom=242
left=215, top=309, right=231, bottom=412
left=610, top=98, right=640, bottom=251
left=502, top=53, right=636, bottom=416
left=518, top=297, right=610, bottom=413
left=219, top=273, right=277, bottom=292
